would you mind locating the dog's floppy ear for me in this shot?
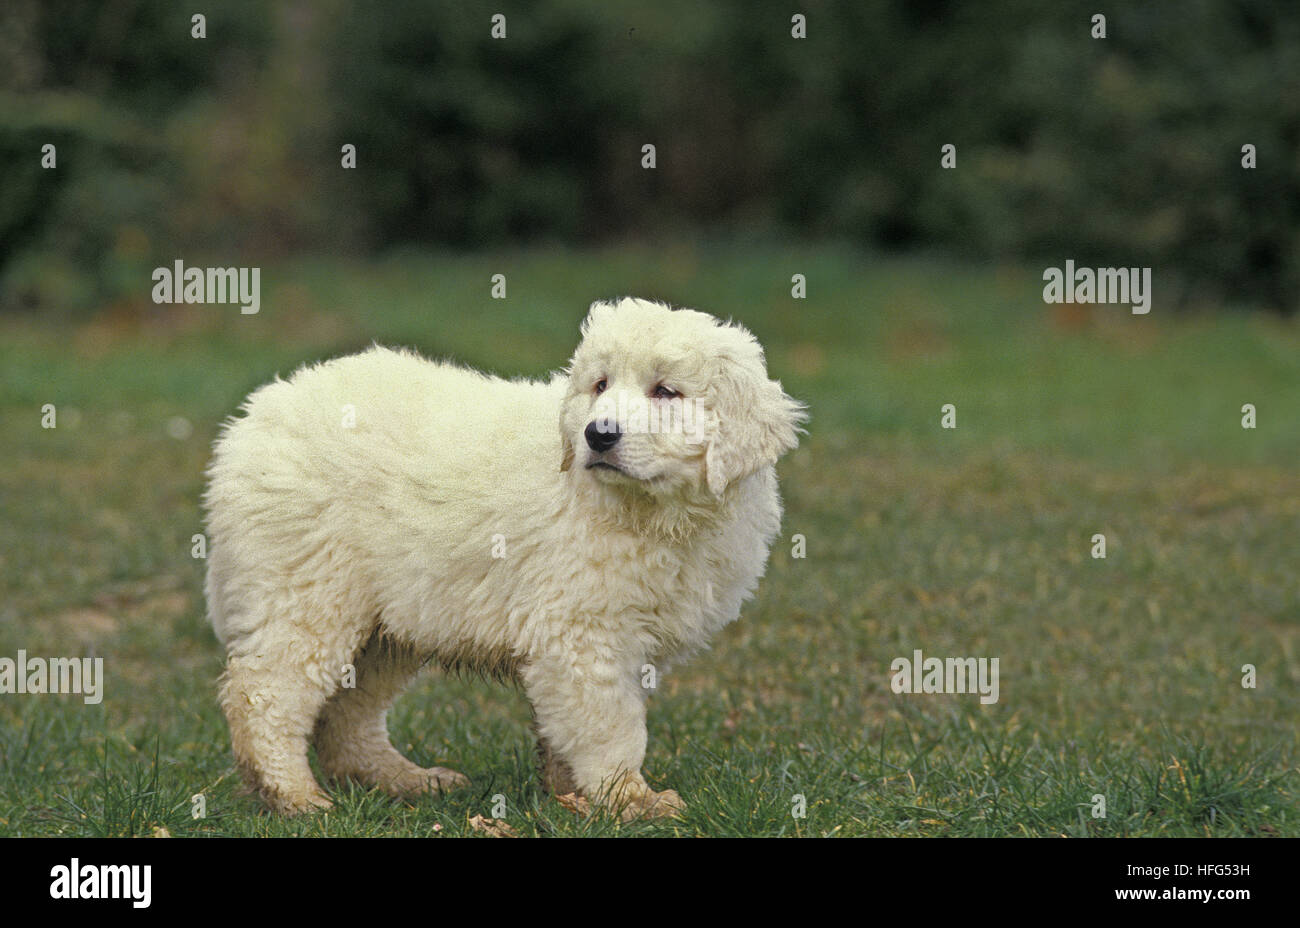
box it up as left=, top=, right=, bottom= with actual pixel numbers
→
left=704, top=344, right=805, bottom=496
left=559, top=432, right=574, bottom=472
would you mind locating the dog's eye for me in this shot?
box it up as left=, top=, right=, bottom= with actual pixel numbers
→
left=652, top=384, right=680, bottom=399
left=594, top=379, right=608, bottom=395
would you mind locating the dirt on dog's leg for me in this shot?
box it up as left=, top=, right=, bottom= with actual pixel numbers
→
left=221, top=659, right=335, bottom=815
left=533, top=717, right=580, bottom=796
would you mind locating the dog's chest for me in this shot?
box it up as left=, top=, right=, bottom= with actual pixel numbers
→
left=600, top=535, right=746, bottom=658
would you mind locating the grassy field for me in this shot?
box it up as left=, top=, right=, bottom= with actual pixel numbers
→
left=1, top=243, right=1297, bottom=837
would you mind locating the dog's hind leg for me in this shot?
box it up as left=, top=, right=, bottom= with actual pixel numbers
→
left=312, top=633, right=469, bottom=798
left=219, top=610, right=369, bottom=815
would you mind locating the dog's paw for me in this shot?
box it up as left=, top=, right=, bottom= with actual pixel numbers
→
left=320, top=748, right=471, bottom=798
left=387, top=765, right=470, bottom=796
left=618, top=788, right=685, bottom=822
left=266, top=788, right=334, bottom=816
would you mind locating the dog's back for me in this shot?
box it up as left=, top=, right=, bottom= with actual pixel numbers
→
left=204, top=345, right=566, bottom=646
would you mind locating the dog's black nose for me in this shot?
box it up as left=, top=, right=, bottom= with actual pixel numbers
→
left=585, top=419, right=621, bottom=452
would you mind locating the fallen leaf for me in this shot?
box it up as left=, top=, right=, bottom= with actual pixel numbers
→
left=467, top=814, right=517, bottom=837
left=556, top=793, right=592, bottom=816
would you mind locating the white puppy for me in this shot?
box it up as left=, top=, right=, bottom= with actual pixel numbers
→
left=204, top=297, right=804, bottom=819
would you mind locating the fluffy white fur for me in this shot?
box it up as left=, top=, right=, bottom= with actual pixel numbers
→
left=204, top=297, right=804, bottom=819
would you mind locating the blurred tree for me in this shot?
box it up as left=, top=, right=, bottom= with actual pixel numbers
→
left=2, top=0, right=1297, bottom=314
left=0, top=0, right=273, bottom=313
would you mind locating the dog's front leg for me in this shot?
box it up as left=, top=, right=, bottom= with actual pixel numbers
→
left=522, top=650, right=683, bottom=821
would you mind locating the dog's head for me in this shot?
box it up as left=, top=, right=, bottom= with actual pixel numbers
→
left=559, top=298, right=805, bottom=498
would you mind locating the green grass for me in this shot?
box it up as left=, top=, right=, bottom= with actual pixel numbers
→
left=1, top=242, right=1297, bottom=836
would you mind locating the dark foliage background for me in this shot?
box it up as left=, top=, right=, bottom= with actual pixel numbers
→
left=2, top=0, right=1296, bottom=313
